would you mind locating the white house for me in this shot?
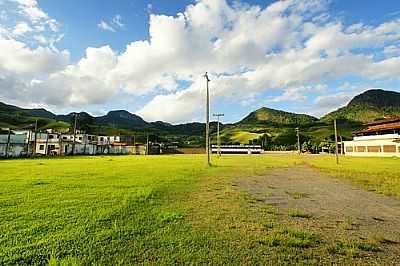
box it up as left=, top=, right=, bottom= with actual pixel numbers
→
left=343, top=118, right=400, bottom=157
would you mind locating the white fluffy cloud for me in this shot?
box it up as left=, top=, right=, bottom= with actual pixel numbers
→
left=1, top=0, right=400, bottom=122
left=0, top=39, right=69, bottom=75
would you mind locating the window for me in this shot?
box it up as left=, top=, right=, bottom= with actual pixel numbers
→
left=345, top=146, right=353, bottom=153
left=355, top=146, right=366, bottom=152
left=383, top=145, right=396, bottom=153
left=79, top=137, right=83, bottom=140
left=39, top=145, right=44, bottom=150
left=367, top=146, right=381, bottom=153
left=62, top=136, right=67, bottom=140
left=49, top=145, right=55, bottom=150
left=49, top=135, right=54, bottom=139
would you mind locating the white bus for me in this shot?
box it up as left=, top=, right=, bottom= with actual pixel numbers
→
left=211, top=145, right=263, bottom=154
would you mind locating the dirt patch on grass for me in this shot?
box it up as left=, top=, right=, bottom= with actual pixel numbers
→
left=237, top=165, right=400, bottom=263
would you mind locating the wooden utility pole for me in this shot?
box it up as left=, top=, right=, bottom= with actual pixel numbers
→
left=44, top=132, right=49, bottom=156
left=334, top=119, right=339, bottom=164
left=213, top=113, right=224, bottom=157
left=5, top=128, right=11, bottom=158
left=146, top=133, right=149, bottom=155
left=26, top=129, right=31, bottom=156
left=71, top=113, right=78, bottom=155
left=204, top=72, right=211, bottom=166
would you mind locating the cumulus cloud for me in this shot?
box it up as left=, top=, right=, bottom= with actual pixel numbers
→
left=1, top=0, right=62, bottom=47
left=314, top=92, right=356, bottom=109
left=1, top=0, right=400, bottom=122
left=12, top=21, right=32, bottom=35
left=129, top=0, right=400, bottom=122
left=0, top=39, right=69, bottom=75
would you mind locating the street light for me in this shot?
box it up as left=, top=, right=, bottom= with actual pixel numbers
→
left=213, top=113, right=224, bottom=157
left=295, top=127, right=300, bottom=154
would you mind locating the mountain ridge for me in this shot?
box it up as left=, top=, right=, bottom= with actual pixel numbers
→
left=322, top=89, right=400, bottom=123
left=1, top=89, right=400, bottom=148
left=238, top=107, right=318, bottom=125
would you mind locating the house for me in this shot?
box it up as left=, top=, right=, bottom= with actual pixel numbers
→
left=31, top=132, right=61, bottom=155
left=0, top=132, right=29, bottom=157
left=343, top=117, right=400, bottom=157
left=1, top=129, right=144, bottom=157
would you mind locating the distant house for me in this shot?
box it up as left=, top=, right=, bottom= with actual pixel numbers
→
left=343, top=118, right=400, bottom=157
left=0, top=130, right=143, bottom=157
left=31, top=132, right=61, bottom=155
left=0, top=133, right=28, bottom=157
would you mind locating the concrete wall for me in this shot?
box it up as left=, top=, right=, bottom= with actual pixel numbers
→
left=0, top=143, right=28, bottom=157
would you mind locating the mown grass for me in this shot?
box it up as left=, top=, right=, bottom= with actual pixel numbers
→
left=0, top=155, right=304, bottom=265
left=288, top=209, right=313, bottom=219
left=305, top=155, right=400, bottom=197
left=1, top=154, right=400, bottom=265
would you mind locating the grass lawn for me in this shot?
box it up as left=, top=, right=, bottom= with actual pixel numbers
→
left=1, top=154, right=400, bottom=265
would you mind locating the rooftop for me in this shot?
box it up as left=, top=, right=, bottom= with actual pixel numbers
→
left=354, top=117, right=400, bottom=136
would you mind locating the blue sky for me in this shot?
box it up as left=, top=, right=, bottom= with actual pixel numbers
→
left=0, top=0, right=400, bottom=123
left=39, top=0, right=400, bottom=61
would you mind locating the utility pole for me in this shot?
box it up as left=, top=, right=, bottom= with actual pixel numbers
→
left=146, top=133, right=149, bottom=155
left=295, top=127, right=300, bottom=154
left=33, top=119, right=38, bottom=156
left=44, top=131, right=49, bottom=156
left=213, top=113, right=224, bottom=157
left=5, top=128, right=11, bottom=158
left=26, top=129, right=31, bottom=156
left=334, top=119, right=339, bottom=164
left=72, top=113, right=78, bottom=156
left=204, top=72, right=211, bottom=166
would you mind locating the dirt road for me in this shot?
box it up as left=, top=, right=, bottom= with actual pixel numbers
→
left=237, top=165, right=400, bottom=262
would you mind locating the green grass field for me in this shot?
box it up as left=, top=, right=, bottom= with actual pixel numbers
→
left=1, top=155, right=400, bottom=265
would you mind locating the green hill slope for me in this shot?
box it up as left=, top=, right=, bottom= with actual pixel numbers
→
left=322, top=89, right=400, bottom=123
left=1, top=88, right=399, bottom=149
left=239, top=107, right=318, bottom=125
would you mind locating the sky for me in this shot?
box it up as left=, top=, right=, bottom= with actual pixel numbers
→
left=0, top=0, right=399, bottom=124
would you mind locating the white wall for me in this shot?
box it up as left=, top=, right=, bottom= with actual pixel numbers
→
left=344, top=138, right=400, bottom=157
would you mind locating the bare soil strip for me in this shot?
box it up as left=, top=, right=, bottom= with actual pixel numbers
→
left=237, top=165, right=400, bottom=261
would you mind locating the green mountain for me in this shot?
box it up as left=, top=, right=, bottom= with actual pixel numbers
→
left=95, top=110, right=148, bottom=128
left=0, top=88, right=399, bottom=149
left=0, top=102, right=67, bottom=131
left=238, top=107, right=318, bottom=125
left=322, top=89, right=400, bottom=123
left=0, top=102, right=56, bottom=119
